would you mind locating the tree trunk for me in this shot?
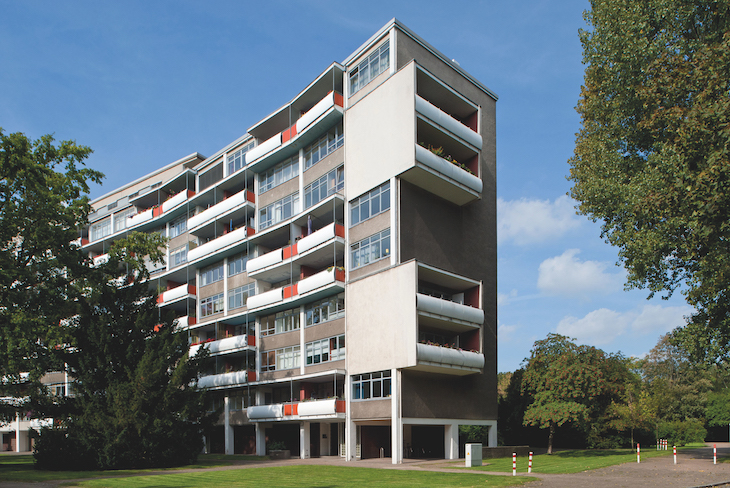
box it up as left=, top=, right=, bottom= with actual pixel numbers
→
left=630, top=427, right=634, bottom=448
left=548, top=422, right=556, bottom=454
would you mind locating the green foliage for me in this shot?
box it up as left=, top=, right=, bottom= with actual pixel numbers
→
left=0, top=129, right=102, bottom=420
left=656, top=419, right=707, bottom=446
left=522, top=334, right=629, bottom=452
left=569, top=0, right=730, bottom=363
left=705, top=389, right=730, bottom=427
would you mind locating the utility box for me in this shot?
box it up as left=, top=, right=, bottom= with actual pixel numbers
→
left=465, top=443, right=482, bottom=467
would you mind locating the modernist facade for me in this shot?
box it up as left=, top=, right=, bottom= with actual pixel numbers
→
left=79, top=19, right=497, bottom=463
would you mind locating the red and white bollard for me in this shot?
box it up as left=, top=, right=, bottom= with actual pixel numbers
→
left=637, top=443, right=640, bottom=463
left=528, top=451, right=533, bottom=473
left=674, top=445, right=677, bottom=465
left=714, top=444, right=717, bottom=465
left=512, top=452, right=516, bottom=476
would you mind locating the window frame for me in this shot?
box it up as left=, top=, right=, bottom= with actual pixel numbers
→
left=350, top=228, right=391, bottom=269
left=200, top=293, right=224, bottom=318
left=350, top=181, right=390, bottom=227
left=304, top=165, right=344, bottom=209
left=348, top=40, right=390, bottom=97
left=228, top=282, right=256, bottom=310
left=200, top=262, right=224, bottom=287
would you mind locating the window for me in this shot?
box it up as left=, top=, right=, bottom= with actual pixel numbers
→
left=199, top=163, right=223, bottom=191
left=200, top=293, right=224, bottom=318
left=351, top=228, right=390, bottom=269
left=261, top=346, right=300, bottom=371
left=260, top=307, right=300, bottom=336
left=350, top=181, right=390, bottom=226
left=304, top=166, right=344, bottom=209
left=259, top=193, right=299, bottom=230
left=304, top=123, right=344, bottom=170
left=229, top=283, right=255, bottom=310
left=352, top=370, right=391, bottom=400
left=305, top=293, right=345, bottom=326
left=259, top=155, right=299, bottom=193
left=200, top=262, right=224, bottom=286
left=349, top=40, right=390, bottom=97
left=169, top=215, right=187, bottom=238
left=90, top=218, right=111, bottom=241
left=228, top=253, right=248, bottom=276
left=227, top=140, right=256, bottom=175
left=170, top=244, right=188, bottom=267
left=306, top=335, right=345, bottom=365
left=113, top=207, right=137, bottom=232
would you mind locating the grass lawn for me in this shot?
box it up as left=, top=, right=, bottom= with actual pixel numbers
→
left=460, top=448, right=671, bottom=474
left=0, top=453, right=246, bottom=482
left=70, top=465, right=535, bottom=488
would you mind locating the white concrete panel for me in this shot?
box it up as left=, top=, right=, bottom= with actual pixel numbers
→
left=345, top=64, right=416, bottom=200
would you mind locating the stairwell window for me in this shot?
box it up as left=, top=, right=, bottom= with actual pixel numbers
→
left=352, top=370, right=391, bottom=400
left=350, top=181, right=390, bottom=226
left=349, top=39, right=389, bottom=97
left=351, top=228, right=390, bottom=269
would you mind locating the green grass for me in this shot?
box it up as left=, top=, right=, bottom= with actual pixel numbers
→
left=70, top=465, right=534, bottom=488
left=0, top=453, right=239, bottom=482
left=461, top=448, right=671, bottom=474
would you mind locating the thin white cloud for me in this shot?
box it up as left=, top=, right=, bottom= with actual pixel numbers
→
left=498, top=323, right=519, bottom=343
left=498, top=289, right=518, bottom=306
left=556, top=304, right=693, bottom=347
left=537, top=249, right=624, bottom=298
left=498, top=195, right=581, bottom=245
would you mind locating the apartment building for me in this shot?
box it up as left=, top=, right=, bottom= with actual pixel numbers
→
left=79, top=19, right=497, bottom=463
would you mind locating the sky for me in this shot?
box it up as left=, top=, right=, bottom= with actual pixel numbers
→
left=0, top=0, right=693, bottom=372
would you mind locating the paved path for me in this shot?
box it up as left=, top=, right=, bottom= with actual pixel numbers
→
left=3, top=444, right=730, bottom=487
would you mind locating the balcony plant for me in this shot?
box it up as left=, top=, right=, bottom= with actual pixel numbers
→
left=417, top=141, right=475, bottom=175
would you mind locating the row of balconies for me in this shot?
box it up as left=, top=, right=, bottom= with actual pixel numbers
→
left=247, top=398, right=345, bottom=422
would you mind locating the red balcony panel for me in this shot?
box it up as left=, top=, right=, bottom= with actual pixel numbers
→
left=283, top=283, right=298, bottom=299
left=247, top=370, right=257, bottom=382
left=188, top=316, right=197, bottom=326
left=465, top=286, right=480, bottom=308
left=281, top=125, right=298, bottom=143
left=284, top=404, right=298, bottom=416
left=245, top=189, right=256, bottom=204
left=80, top=238, right=89, bottom=245
left=333, top=91, right=344, bottom=107
left=188, top=285, right=197, bottom=295
left=335, top=269, right=345, bottom=282
left=335, top=224, right=345, bottom=238
left=335, top=400, right=346, bottom=413
left=283, top=243, right=298, bottom=260
left=153, top=206, right=163, bottom=218
left=248, top=335, right=255, bottom=347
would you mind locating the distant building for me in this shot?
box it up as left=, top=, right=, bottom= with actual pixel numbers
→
left=79, top=19, right=497, bottom=463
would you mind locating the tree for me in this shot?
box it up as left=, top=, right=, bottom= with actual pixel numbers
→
left=568, top=0, right=730, bottom=362
left=0, top=129, right=102, bottom=420
left=522, top=334, right=628, bottom=453
left=34, top=233, right=214, bottom=470
left=607, top=363, right=656, bottom=447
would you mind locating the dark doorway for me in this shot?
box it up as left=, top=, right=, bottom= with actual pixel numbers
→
left=310, top=422, right=320, bottom=457
left=268, top=423, right=300, bottom=457
left=330, top=423, right=340, bottom=456
left=234, top=425, right=256, bottom=454
left=411, top=425, right=444, bottom=458
left=361, top=425, right=391, bottom=459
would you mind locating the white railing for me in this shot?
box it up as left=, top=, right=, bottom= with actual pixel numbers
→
left=298, top=222, right=338, bottom=254
left=416, top=343, right=484, bottom=369
left=188, top=190, right=252, bottom=230
left=93, top=254, right=109, bottom=267
left=246, top=248, right=283, bottom=274
left=416, top=293, right=484, bottom=325
left=414, top=144, right=483, bottom=193
left=187, top=226, right=251, bottom=262
left=128, top=208, right=153, bottom=226
left=160, top=284, right=193, bottom=304
left=297, top=398, right=338, bottom=417
left=247, top=404, right=284, bottom=420
left=415, top=95, right=482, bottom=149
left=296, top=92, right=335, bottom=133
left=161, top=191, right=190, bottom=213
left=190, top=335, right=250, bottom=357
left=198, top=370, right=250, bottom=389
left=246, top=287, right=283, bottom=309
left=298, top=268, right=341, bottom=295
left=246, top=133, right=282, bottom=163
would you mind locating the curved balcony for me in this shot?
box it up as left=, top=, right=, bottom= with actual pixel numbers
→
left=416, top=293, right=484, bottom=326
left=198, top=370, right=255, bottom=389
left=414, top=144, right=482, bottom=194
left=415, top=95, right=482, bottom=149
left=157, top=284, right=196, bottom=306
left=189, top=334, right=253, bottom=357
left=188, top=226, right=255, bottom=262
left=161, top=190, right=195, bottom=213
left=247, top=404, right=284, bottom=420
left=188, top=190, right=255, bottom=231
left=246, top=399, right=345, bottom=422
left=92, top=253, right=109, bottom=267
left=246, top=268, right=345, bottom=314
left=416, top=342, right=484, bottom=375
left=128, top=208, right=153, bottom=227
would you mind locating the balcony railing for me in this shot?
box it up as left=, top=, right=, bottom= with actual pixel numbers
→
left=189, top=334, right=253, bottom=357
left=128, top=208, right=153, bottom=227
left=157, top=284, right=196, bottom=305
left=161, top=190, right=195, bottom=213
left=416, top=342, right=484, bottom=371
left=414, top=144, right=482, bottom=194
left=247, top=399, right=345, bottom=422
left=187, top=226, right=255, bottom=262
left=188, top=190, right=255, bottom=230
left=198, top=370, right=255, bottom=389
left=246, top=268, right=345, bottom=310
left=92, top=253, right=109, bottom=267
left=415, top=96, right=482, bottom=149
left=416, top=293, right=484, bottom=325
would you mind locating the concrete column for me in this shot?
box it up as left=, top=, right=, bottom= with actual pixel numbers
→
left=255, top=423, right=266, bottom=456
left=391, top=368, right=402, bottom=464
left=224, top=396, right=233, bottom=455
left=345, top=375, right=355, bottom=461
left=444, top=423, right=459, bottom=460
left=15, top=414, right=21, bottom=452
left=300, top=421, right=310, bottom=459
left=488, top=421, right=497, bottom=447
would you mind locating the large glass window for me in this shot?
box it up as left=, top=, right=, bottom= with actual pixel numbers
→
left=259, top=193, right=299, bottom=230
left=200, top=293, right=224, bottom=318
left=169, top=215, right=187, bottom=238
left=113, top=207, right=137, bottom=232
left=306, top=335, right=345, bottom=365
left=349, top=40, right=390, bottom=97
left=227, top=140, right=255, bottom=175
left=228, top=252, right=248, bottom=276
left=169, top=244, right=188, bottom=268
left=305, top=293, right=345, bottom=326
left=200, top=262, right=224, bottom=286
left=260, top=307, right=300, bottom=336
left=350, top=181, right=390, bottom=227
left=259, top=155, right=299, bottom=193
left=352, top=370, right=391, bottom=400
left=304, top=123, right=344, bottom=170
left=90, top=218, right=111, bottom=241
left=228, top=283, right=255, bottom=310
left=261, top=346, right=300, bottom=371
left=304, top=166, right=344, bottom=209
left=351, top=228, right=390, bottom=269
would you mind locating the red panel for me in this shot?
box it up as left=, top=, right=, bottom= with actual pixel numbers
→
left=247, top=335, right=255, bottom=347
left=187, top=190, right=195, bottom=198
left=188, top=316, right=197, bottom=326
left=246, top=190, right=256, bottom=203
left=334, top=224, right=345, bottom=238
left=153, top=206, right=163, bottom=217
left=156, top=295, right=163, bottom=304
left=334, top=92, right=344, bottom=107
left=336, top=400, right=346, bottom=413
left=281, top=125, right=298, bottom=143
left=188, top=285, right=197, bottom=295
left=283, top=243, right=298, bottom=260
left=335, top=269, right=345, bottom=282
left=247, top=370, right=257, bottom=382
left=465, top=285, right=480, bottom=308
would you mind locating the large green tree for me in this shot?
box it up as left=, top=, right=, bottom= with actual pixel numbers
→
left=569, top=0, right=730, bottom=362
left=522, top=334, right=628, bottom=453
left=0, top=129, right=101, bottom=419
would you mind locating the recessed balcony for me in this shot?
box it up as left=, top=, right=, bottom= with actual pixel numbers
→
left=247, top=398, right=345, bottom=422
left=415, top=342, right=484, bottom=375
left=198, top=370, right=256, bottom=389
left=416, top=293, right=484, bottom=332
left=157, top=283, right=196, bottom=306
left=189, top=334, right=255, bottom=357
left=188, top=189, right=255, bottom=234
left=415, top=95, right=482, bottom=150
left=187, top=226, right=255, bottom=263
left=246, top=267, right=345, bottom=314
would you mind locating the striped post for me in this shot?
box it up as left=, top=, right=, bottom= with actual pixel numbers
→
left=513, top=452, right=516, bottom=476
left=637, top=443, right=640, bottom=463
left=528, top=451, right=533, bottom=474
left=674, top=445, right=677, bottom=464
left=714, top=444, right=717, bottom=465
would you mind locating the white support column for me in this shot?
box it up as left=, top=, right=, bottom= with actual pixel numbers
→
left=224, top=395, right=233, bottom=455
left=488, top=421, right=497, bottom=447
left=391, top=368, right=402, bottom=464
left=15, top=413, right=21, bottom=452
left=255, top=423, right=266, bottom=456
left=444, top=423, right=459, bottom=460
left=300, top=421, right=310, bottom=459
left=345, top=374, right=355, bottom=461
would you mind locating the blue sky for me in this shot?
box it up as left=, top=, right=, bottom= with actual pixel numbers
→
left=0, top=1, right=692, bottom=372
